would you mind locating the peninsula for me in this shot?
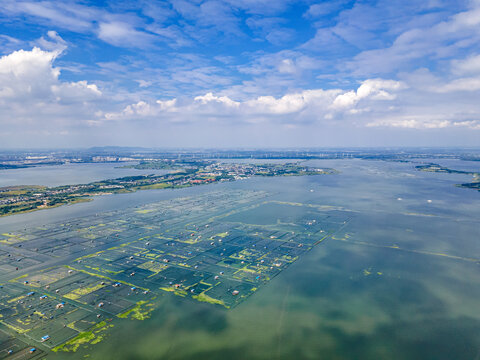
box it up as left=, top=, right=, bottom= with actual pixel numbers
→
left=0, top=160, right=336, bottom=217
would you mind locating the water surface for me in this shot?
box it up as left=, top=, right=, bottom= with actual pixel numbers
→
left=1, top=159, right=479, bottom=360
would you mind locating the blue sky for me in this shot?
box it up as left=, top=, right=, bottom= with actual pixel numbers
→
left=0, top=0, right=479, bottom=148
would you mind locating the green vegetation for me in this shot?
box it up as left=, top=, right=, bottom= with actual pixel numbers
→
left=63, top=283, right=106, bottom=300
left=52, top=321, right=112, bottom=353
left=192, top=292, right=226, bottom=307
left=118, top=301, right=156, bottom=320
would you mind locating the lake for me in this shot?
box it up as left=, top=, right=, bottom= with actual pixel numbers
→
left=0, top=158, right=478, bottom=360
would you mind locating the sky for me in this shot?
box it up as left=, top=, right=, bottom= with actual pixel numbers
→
left=0, top=0, right=480, bottom=148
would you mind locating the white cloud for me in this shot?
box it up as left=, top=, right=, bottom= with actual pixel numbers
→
left=277, top=59, right=296, bottom=74
left=304, top=2, right=344, bottom=17
left=194, top=92, right=239, bottom=107
left=105, top=98, right=178, bottom=120
left=0, top=47, right=101, bottom=125
left=97, top=22, right=155, bottom=47
left=0, top=47, right=60, bottom=100
left=453, top=120, right=480, bottom=129
left=156, top=98, right=178, bottom=110
left=0, top=35, right=23, bottom=54
left=0, top=1, right=179, bottom=49
left=237, top=50, right=326, bottom=94
left=246, top=89, right=338, bottom=115
left=104, top=81, right=406, bottom=122
left=1, top=0, right=93, bottom=31
left=436, top=77, right=480, bottom=92
left=344, top=3, right=480, bottom=76
left=35, top=30, right=67, bottom=52
left=147, top=24, right=193, bottom=48
left=99, top=74, right=476, bottom=132
left=366, top=117, right=452, bottom=129
left=332, top=79, right=406, bottom=108
left=366, top=117, right=480, bottom=129
left=452, top=54, right=480, bottom=74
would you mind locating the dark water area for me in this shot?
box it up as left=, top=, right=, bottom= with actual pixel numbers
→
left=1, top=159, right=479, bottom=360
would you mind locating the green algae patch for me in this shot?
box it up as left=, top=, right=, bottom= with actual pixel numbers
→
left=64, top=283, right=106, bottom=300
left=138, top=261, right=167, bottom=275
left=363, top=268, right=383, bottom=277
left=192, top=292, right=226, bottom=307
left=8, top=273, right=28, bottom=283
left=1, top=321, right=27, bottom=334
left=52, top=321, right=113, bottom=353
left=160, top=286, right=187, bottom=297
left=75, top=251, right=105, bottom=261
left=117, top=300, right=156, bottom=321
left=135, top=209, right=155, bottom=214
left=7, top=294, right=26, bottom=303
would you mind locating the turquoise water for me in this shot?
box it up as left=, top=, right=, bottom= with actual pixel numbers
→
left=1, top=159, right=479, bottom=359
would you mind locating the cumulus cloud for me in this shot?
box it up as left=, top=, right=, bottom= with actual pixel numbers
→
left=99, top=71, right=480, bottom=133
left=332, top=79, right=406, bottom=109
left=105, top=99, right=178, bottom=120
left=0, top=46, right=101, bottom=125
left=103, top=79, right=408, bottom=122
left=246, top=90, right=338, bottom=115
left=194, top=92, right=239, bottom=107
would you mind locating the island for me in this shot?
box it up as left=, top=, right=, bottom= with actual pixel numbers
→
left=415, top=163, right=480, bottom=191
